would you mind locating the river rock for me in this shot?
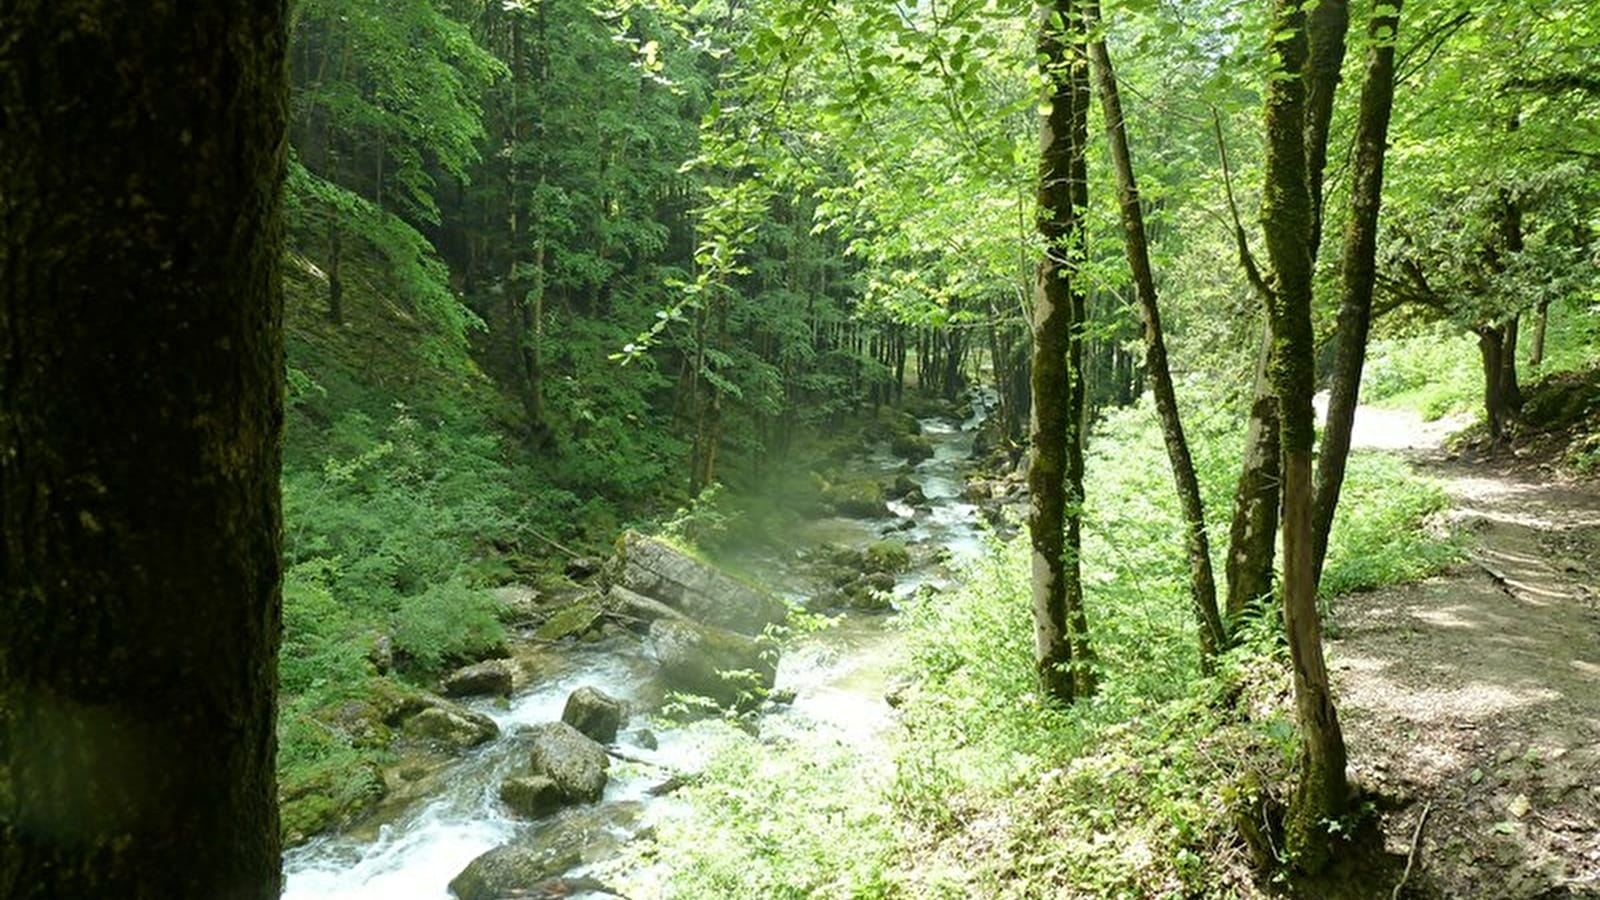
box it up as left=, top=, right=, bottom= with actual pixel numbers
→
left=534, top=594, right=603, bottom=641
left=649, top=617, right=777, bottom=708
left=562, top=685, right=625, bottom=744
left=400, top=704, right=498, bottom=751
left=613, top=531, right=787, bottom=635
left=820, top=479, right=891, bottom=519
left=499, top=775, right=564, bottom=819
left=891, top=432, right=935, bottom=463
left=448, top=842, right=583, bottom=900
left=440, top=658, right=514, bottom=698
left=526, top=721, right=609, bottom=803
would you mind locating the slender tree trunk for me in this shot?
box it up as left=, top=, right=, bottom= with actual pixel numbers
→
left=1529, top=299, right=1550, bottom=369
left=1086, top=9, right=1227, bottom=665
left=1260, top=0, right=1348, bottom=872
left=1029, top=0, right=1096, bottom=703
left=1312, top=1, right=1404, bottom=584
left=1226, top=328, right=1281, bottom=622
left=1501, top=314, right=1522, bottom=413
left=1303, top=0, right=1350, bottom=253
left=327, top=214, right=344, bottom=325
left=0, top=2, right=286, bottom=896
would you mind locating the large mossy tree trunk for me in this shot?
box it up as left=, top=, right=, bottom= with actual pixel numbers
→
left=1086, top=6, right=1228, bottom=667
left=0, top=2, right=287, bottom=897
left=1029, top=0, right=1096, bottom=703
left=1312, top=0, right=1404, bottom=583
left=1259, top=0, right=1349, bottom=873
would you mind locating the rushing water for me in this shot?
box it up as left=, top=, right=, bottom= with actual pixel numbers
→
left=282, top=394, right=994, bottom=899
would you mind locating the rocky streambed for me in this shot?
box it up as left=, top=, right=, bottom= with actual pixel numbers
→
left=282, top=392, right=1016, bottom=899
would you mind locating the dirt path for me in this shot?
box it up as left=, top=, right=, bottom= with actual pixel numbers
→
left=1327, top=404, right=1600, bottom=898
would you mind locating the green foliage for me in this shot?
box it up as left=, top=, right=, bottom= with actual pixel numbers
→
left=624, top=724, right=900, bottom=900
left=1360, top=326, right=1481, bottom=419
left=392, top=579, right=507, bottom=673
left=1319, top=452, right=1460, bottom=600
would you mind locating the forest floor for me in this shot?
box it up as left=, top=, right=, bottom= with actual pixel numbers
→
left=1329, top=404, right=1600, bottom=898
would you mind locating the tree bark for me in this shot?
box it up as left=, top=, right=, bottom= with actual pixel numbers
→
left=1312, top=0, right=1404, bottom=584
left=1259, top=0, right=1348, bottom=873
left=0, top=2, right=287, bottom=897
left=1029, top=0, right=1095, bottom=703
left=1529, top=299, right=1550, bottom=369
left=1224, top=0, right=1348, bottom=624
left=1086, top=9, right=1228, bottom=666
left=1225, top=328, right=1281, bottom=623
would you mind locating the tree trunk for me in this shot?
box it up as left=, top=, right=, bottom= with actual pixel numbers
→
left=0, top=2, right=287, bottom=897
left=1224, top=0, right=1348, bottom=623
left=327, top=214, right=344, bottom=325
left=1529, top=299, right=1550, bottom=369
left=1477, top=323, right=1510, bottom=442
left=1029, top=0, right=1096, bottom=703
left=1259, top=0, right=1348, bottom=873
left=1312, top=0, right=1404, bottom=584
left=1225, top=328, right=1281, bottom=623
left=1086, top=10, right=1228, bottom=666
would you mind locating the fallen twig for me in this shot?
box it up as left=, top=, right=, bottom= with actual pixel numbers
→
left=1392, top=800, right=1433, bottom=900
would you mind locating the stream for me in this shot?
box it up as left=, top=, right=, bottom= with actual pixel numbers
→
left=282, top=394, right=994, bottom=899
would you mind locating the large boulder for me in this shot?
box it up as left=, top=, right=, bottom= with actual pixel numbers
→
left=448, top=804, right=641, bottom=900
left=447, top=842, right=582, bottom=900
left=649, top=617, right=777, bottom=708
left=613, top=531, right=787, bottom=635
left=399, top=703, right=498, bottom=752
left=440, top=658, right=514, bottom=698
left=499, top=775, right=564, bottom=820
left=526, top=721, right=609, bottom=803
left=562, top=686, right=625, bottom=744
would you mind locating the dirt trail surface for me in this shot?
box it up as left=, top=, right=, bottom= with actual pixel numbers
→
left=1328, top=404, right=1600, bottom=898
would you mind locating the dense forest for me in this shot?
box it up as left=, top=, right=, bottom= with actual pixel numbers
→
left=3, top=0, right=1598, bottom=898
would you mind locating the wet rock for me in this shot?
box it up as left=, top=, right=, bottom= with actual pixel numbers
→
left=883, top=470, right=921, bottom=496
left=499, top=775, right=564, bottom=819
left=448, top=843, right=583, bottom=900
left=440, top=658, right=514, bottom=698
left=279, top=757, right=386, bottom=849
left=613, top=531, right=787, bottom=635
left=864, top=539, right=911, bottom=574
left=526, top=721, right=609, bottom=803
left=649, top=617, right=777, bottom=708
left=562, top=685, right=625, bottom=744
left=449, top=805, right=641, bottom=900
left=633, top=728, right=659, bottom=751
left=400, top=704, right=498, bottom=751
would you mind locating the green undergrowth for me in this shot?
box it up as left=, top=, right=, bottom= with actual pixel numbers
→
left=622, top=392, right=1460, bottom=898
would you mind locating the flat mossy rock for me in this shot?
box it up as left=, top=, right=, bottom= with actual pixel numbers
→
left=534, top=595, right=603, bottom=641
left=819, top=479, right=890, bottom=519
left=399, top=701, right=498, bottom=752
left=278, top=757, right=386, bottom=848
left=890, top=432, right=935, bottom=463
left=448, top=804, right=641, bottom=900
left=649, top=617, right=777, bottom=708
left=613, top=531, right=787, bottom=635
left=440, top=658, right=514, bottom=698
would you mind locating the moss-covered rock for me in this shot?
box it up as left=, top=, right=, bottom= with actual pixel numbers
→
left=890, top=432, right=935, bottom=463
left=820, top=479, right=890, bottom=519
left=864, top=539, right=911, bottom=574
left=650, top=617, right=777, bottom=708
left=534, top=595, right=604, bottom=641
left=278, top=756, right=386, bottom=848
